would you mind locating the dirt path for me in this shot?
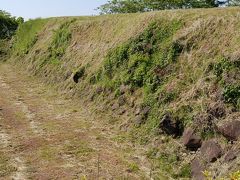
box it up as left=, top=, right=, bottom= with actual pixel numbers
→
left=0, top=62, right=151, bottom=179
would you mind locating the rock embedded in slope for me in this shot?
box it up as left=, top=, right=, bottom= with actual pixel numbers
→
left=182, top=127, right=202, bottom=151
left=134, top=106, right=151, bottom=126
left=217, top=120, right=240, bottom=141
left=200, top=140, right=223, bottom=162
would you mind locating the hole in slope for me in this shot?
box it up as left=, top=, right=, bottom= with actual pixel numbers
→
left=73, top=67, right=85, bottom=83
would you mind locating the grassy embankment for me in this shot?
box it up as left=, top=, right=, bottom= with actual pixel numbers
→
left=9, top=8, right=240, bottom=178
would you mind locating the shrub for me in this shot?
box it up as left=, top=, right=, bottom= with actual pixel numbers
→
left=96, top=19, right=183, bottom=96
left=213, top=57, right=233, bottom=79
left=223, top=84, right=240, bottom=106
left=0, top=10, right=19, bottom=39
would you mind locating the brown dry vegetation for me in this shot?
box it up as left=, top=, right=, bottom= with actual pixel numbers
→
left=0, top=7, right=239, bottom=179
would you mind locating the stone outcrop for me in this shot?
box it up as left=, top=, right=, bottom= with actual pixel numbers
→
left=200, top=140, right=223, bottom=162
left=218, top=120, right=240, bottom=141
left=182, top=127, right=202, bottom=151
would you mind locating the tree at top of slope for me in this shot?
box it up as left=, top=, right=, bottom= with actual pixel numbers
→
left=97, top=0, right=239, bottom=14
left=0, top=10, right=24, bottom=39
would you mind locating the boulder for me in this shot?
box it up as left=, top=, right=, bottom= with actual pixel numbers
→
left=200, top=140, right=223, bottom=162
left=159, top=114, right=184, bottom=137
left=191, top=158, right=206, bottom=180
left=218, top=120, right=240, bottom=141
left=182, top=128, right=202, bottom=151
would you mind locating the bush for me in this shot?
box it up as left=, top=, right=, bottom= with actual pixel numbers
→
left=223, top=85, right=240, bottom=106
left=213, top=57, right=233, bottom=79
left=0, top=10, right=20, bottom=39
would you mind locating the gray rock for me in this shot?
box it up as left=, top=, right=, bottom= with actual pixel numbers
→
left=218, top=120, right=240, bottom=141
left=182, top=127, right=202, bottom=151
left=200, top=140, right=223, bottom=162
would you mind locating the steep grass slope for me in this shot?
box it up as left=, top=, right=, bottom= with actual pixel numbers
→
left=9, top=8, right=240, bottom=179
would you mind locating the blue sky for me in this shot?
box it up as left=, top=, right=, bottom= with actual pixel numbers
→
left=0, top=0, right=108, bottom=20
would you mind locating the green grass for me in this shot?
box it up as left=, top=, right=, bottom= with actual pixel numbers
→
left=213, top=56, right=240, bottom=108
left=13, top=18, right=48, bottom=55
left=8, top=8, right=240, bottom=179
left=127, top=162, right=140, bottom=173
left=95, top=19, right=183, bottom=92
left=47, top=20, right=75, bottom=65
left=92, top=19, right=184, bottom=143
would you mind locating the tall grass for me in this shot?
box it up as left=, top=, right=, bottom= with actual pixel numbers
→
left=13, top=18, right=48, bottom=55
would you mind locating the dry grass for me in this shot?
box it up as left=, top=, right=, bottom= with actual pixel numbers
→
left=8, top=7, right=240, bottom=179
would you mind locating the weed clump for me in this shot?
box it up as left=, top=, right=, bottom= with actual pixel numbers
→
left=223, top=85, right=240, bottom=107
left=97, top=20, right=183, bottom=93
left=48, top=20, right=75, bottom=64
left=213, top=56, right=240, bottom=108
left=38, top=19, right=75, bottom=68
